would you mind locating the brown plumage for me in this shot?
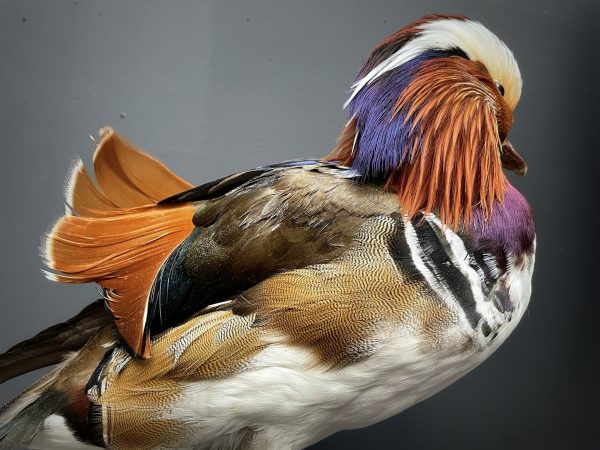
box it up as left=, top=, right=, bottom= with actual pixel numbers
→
left=83, top=217, right=457, bottom=449
left=84, top=311, right=265, bottom=449
left=17, top=131, right=464, bottom=448
left=230, top=215, right=456, bottom=368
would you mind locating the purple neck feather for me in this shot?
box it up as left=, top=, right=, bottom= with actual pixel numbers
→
left=468, top=183, right=536, bottom=255
left=349, top=49, right=462, bottom=179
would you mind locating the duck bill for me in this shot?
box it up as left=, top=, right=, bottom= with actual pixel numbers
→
left=501, top=141, right=527, bottom=176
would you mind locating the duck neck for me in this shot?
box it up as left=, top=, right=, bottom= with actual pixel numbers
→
left=466, top=182, right=536, bottom=257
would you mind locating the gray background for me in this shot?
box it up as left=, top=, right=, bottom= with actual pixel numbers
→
left=0, top=1, right=598, bottom=449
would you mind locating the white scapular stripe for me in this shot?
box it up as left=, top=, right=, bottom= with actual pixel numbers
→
left=403, top=220, right=475, bottom=336
left=426, top=215, right=505, bottom=336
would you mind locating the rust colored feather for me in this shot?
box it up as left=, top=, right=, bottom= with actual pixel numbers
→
left=325, top=58, right=510, bottom=229
left=390, top=58, right=509, bottom=228
left=45, top=128, right=195, bottom=357
left=328, top=116, right=358, bottom=163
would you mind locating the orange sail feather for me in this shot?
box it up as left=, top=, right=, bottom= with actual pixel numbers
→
left=44, top=128, right=195, bottom=357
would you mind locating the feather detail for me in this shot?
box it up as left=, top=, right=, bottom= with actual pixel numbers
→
left=44, top=128, right=196, bottom=357
left=389, top=58, right=508, bottom=228
left=326, top=57, right=510, bottom=229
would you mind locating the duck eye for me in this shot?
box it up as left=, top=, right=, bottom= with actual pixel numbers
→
left=495, top=81, right=505, bottom=97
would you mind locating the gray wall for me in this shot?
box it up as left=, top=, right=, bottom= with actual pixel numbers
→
left=0, top=1, right=598, bottom=449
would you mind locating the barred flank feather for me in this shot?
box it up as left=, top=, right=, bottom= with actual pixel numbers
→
left=44, top=128, right=195, bottom=357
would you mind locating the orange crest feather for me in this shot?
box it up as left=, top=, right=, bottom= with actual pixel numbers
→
left=326, top=58, right=509, bottom=229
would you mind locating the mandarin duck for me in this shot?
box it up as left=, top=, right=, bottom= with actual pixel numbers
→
left=0, top=14, right=535, bottom=450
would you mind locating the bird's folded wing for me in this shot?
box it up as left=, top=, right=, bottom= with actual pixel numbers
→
left=143, top=164, right=403, bottom=338
left=44, top=127, right=409, bottom=359
left=86, top=213, right=452, bottom=447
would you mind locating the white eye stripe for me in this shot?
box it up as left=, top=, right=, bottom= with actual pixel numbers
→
left=345, top=19, right=522, bottom=110
left=344, top=43, right=435, bottom=108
